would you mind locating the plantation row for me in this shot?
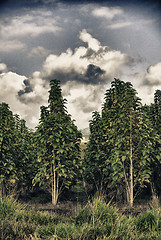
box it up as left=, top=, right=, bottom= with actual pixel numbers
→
left=0, top=78, right=161, bottom=206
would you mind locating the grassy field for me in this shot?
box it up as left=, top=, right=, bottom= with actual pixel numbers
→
left=1, top=194, right=161, bottom=240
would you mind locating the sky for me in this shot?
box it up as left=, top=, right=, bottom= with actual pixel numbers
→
left=0, top=0, right=161, bottom=130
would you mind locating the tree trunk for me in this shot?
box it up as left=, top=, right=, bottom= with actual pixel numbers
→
left=51, top=151, right=59, bottom=205
left=129, top=114, right=133, bottom=208
left=150, top=182, right=159, bottom=206
left=126, top=184, right=130, bottom=204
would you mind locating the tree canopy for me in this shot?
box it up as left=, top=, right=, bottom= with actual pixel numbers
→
left=34, top=79, right=82, bottom=205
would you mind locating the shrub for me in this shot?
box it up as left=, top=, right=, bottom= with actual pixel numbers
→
left=75, top=197, right=118, bottom=238
left=136, top=210, right=156, bottom=232
left=0, top=195, right=16, bottom=220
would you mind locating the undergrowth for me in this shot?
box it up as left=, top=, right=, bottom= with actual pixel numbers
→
left=1, top=195, right=161, bottom=239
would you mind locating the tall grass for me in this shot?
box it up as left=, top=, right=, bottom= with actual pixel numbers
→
left=1, top=195, right=161, bottom=239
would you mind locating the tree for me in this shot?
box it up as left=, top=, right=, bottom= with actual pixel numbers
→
left=0, top=103, right=37, bottom=197
left=83, top=111, right=107, bottom=195
left=13, top=115, right=38, bottom=195
left=84, top=79, right=151, bottom=207
left=154, top=90, right=161, bottom=134
left=0, top=103, right=16, bottom=196
left=34, top=80, right=82, bottom=205
left=141, top=90, right=161, bottom=200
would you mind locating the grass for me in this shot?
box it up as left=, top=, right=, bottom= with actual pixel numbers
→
left=1, top=195, right=161, bottom=239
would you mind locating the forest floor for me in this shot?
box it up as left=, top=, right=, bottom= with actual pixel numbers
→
left=2, top=191, right=161, bottom=239
left=23, top=193, right=154, bottom=220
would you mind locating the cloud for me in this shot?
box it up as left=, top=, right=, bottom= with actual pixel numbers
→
left=28, top=46, right=50, bottom=58
left=107, top=21, right=133, bottom=29
left=37, top=29, right=132, bottom=129
left=0, top=66, right=49, bottom=129
left=0, top=70, right=28, bottom=118
left=17, top=71, right=49, bottom=104
left=122, top=62, right=161, bottom=105
left=92, top=6, right=123, bottom=19
left=79, top=29, right=101, bottom=51
left=0, top=40, right=26, bottom=52
left=71, top=84, right=104, bottom=113
left=143, top=62, right=161, bottom=86
left=0, top=10, right=61, bottom=39
left=107, top=18, right=156, bottom=29
left=62, top=83, right=104, bottom=128
left=41, top=29, right=130, bottom=85
left=0, top=63, right=8, bottom=73
left=16, top=71, right=49, bottom=127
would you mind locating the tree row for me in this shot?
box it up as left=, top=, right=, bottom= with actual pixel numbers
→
left=0, top=78, right=161, bottom=207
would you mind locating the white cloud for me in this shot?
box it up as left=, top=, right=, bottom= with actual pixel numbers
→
left=107, top=21, right=133, bottom=29
left=92, top=6, right=123, bottom=19
left=41, top=29, right=129, bottom=82
left=0, top=63, right=8, bottom=73
left=0, top=10, right=61, bottom=39
left=62, top=83, right=104, bottom=129
left=79, top=29, right=101, bottom=51
left=17, top=71, right=49, bottom=128
left=0, top=71, right=26, bottom=92
left=41, top=47, right=89, bottom=80
left=122, top=62, right=161, bottom=105
left=0, top=40, right=26, bottom=52
left=107, top=18, right=156, bottom=30
left=145, top=62, right=161, bottom=85
left=0, top=67, right=49, bottom=129
left=20, top=71, right=49, bottom=104
left=0, top=71, right=28, bottom=118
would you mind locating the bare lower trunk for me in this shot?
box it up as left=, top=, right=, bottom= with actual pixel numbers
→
left=51, top=163, right=59, bottom=205
left=129, top=114, right=133, bottom=208
left=126, top=185, right=130, bottom=204
left=51, top=151, right=59, bottom=205
left=0, top=182, right=6, bottom=197
left=151, top=182, right=159, bottom=206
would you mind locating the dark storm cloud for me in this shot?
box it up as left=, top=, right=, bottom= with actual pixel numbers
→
left=0, top=0, right=107, bottom=9
left=43, top=64, right=106, bottom=85
left=85, top=64, right=105, bottom=81
left=81, top=47, right=111, bottom=60
left=1, top=0, right=160, bottom=9
left=18, top=79, right=33, bottom=97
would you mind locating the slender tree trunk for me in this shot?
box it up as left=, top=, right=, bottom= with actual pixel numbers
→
left=51, top=151, right=59, bottom=205
left=129, top=114, right=133, bottom=208
left=126, top=185, right=130, bottom=204
left=150, top=182, right=158, bottom=206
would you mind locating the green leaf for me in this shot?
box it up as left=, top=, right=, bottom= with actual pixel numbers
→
left=122, top=156, right=126, bottom=161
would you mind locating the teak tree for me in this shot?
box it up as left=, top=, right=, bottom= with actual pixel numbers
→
left=84, top=111, right=107, bottom=194
left=14, top=115, right=38, bottom=194
left=0, top=103, right=16, bottom=196
left=84, top=79, right=151, bottom=207
left=141, top=91, right=161, bottom=200
left=34, top=80, right=82, bottom=205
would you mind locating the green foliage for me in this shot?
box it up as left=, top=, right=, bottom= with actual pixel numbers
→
left=0, top=103, right=17, bottom=194
left=84, top=78, right=161, bottom=205
left=77, top=198, right=117, bottom=224
left=136, top=210, right=156, bottom=232
left=34, top=79, right=82, bottom=204
left=141, top=101, right=161, bottom=196
left=2, top=196, right=161, bottom=239
left=0, top=195, right=16, bottom=220
left=0, top=103, right=37, bottom=196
